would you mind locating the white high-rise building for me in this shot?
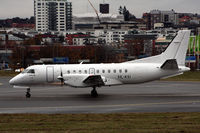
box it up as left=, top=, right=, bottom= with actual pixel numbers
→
left=34, top=0, right=72, bottom=31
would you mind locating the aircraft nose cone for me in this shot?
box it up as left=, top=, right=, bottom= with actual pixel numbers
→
left=9, top=78, right=15, bottom=85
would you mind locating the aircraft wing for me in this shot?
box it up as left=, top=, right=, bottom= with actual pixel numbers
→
left=62, top=74, right=122, bottom=87
left=62, top=74, right=105, bottom=87
left=83, top=75, right=105, bottom=86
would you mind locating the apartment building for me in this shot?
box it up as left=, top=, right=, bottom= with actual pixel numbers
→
left=34, top=0, right=72, bottom=32
left=149, top=9, right=179, bottom=29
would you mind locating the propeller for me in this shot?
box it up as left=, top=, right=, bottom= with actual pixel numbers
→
left=57, top=67, right=64, bottom=86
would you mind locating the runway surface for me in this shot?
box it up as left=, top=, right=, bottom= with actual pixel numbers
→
left=0, top=77, right=200, bottom=114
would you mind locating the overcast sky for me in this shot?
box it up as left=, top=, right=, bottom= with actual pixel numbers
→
left=0, top=0, right=200, bottom=19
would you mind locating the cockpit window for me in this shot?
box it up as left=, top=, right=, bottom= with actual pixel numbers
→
left=22, top=69, right=35, bottom=74
left=22, top=69, right=29, bottom=74
left=27, top=69, right=35, bottom=74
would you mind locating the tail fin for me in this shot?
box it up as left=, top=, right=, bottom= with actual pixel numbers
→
left=161, top=30, right=191, bottom=66
left=125, top=30, right=191, bottom=66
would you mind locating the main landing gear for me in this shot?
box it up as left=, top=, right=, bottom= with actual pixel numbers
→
left=26, top=88, right=31, bottom=98
left=91, top=86, right=98, bottom=97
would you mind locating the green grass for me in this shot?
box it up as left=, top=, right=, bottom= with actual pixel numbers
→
left=163, top=71, right=200, bottom=81
left=0, top=113, right=200, bottom=133
left=0, top=70, right=18, bottom=77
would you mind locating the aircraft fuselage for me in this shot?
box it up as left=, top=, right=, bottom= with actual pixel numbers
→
left=9, top=63, right=189, bottom=88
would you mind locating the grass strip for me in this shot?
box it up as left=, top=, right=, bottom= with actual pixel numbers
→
left=0, top=113, right=200, bottom=133
left=0, top=70, right=18, bottom=77
left=163, top=71, right=200, bottom=81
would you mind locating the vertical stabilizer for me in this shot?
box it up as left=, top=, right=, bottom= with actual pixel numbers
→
left=126, top=30, right=191, bottom=66
left=161, top=30, right=191, bottom=66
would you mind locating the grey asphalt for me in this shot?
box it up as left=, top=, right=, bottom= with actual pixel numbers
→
left=0, top=77, right=200, bottom=114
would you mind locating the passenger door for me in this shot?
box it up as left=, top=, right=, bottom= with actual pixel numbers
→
left=46, top=66, right=54, bottom=82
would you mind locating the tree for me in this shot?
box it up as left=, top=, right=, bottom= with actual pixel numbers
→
left=124, top=10, right=130, bottom=21
left=58, top=36, right=65, bottom=43
left=118, top=6, right=123, bottom=14
left=122, top=6, right=130, bottom=21
left=123, top=6, right=127, bottom=14
left=121, top=6, right=136, bottom=21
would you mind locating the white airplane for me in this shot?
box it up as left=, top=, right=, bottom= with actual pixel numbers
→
left=9, top=30, right=191, bottom=98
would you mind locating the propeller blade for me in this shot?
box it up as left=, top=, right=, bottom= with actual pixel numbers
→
left=57, top=67, right=64, bottom=86
left=60, top=71, right=64, bottom=86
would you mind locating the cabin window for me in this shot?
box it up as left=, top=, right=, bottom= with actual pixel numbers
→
left=113, top=70, right=116, bottom=73
left=108, top=70, right=111, bottom=73
left=119, top=69, right=122, bottom=73
left=73, top=70, right=76, bottom=73
left=125, top=69, right=128, bottom=73
left=96, top=70, right=99, bottom=74
left=102, top=70, right=105, bottom=73
left=84, top=70, right=87, bottom=74
left=79, top=70, right=82, bottom=74
left=67, top=70, right=70, bottom=74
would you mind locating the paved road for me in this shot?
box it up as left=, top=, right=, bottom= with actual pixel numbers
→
left=0, top=77, right=200, bottom=114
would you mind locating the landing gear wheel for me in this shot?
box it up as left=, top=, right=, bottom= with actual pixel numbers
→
left=26, top=88, right=31, bottom=98
left=91, top=87, right=98, bottom=97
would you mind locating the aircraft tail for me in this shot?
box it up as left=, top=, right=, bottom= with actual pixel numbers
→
left=125, top=30, right=191, bottom=66
left=161, top=30, right=191, bottom=66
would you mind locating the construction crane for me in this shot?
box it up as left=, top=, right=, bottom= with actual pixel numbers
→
left=87, top=0, right=101, bottom=24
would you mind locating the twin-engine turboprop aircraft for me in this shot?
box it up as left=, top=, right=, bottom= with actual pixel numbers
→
left=10, top=30, right=191, bottom=98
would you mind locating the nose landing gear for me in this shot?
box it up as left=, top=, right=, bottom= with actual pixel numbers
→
left=26, top=88, right=31, bottom=98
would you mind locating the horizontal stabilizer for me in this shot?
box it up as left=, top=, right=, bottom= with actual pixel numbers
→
left=161, top=72, right=183, bottom=79
left=161, top=59, right=178, bottom=70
